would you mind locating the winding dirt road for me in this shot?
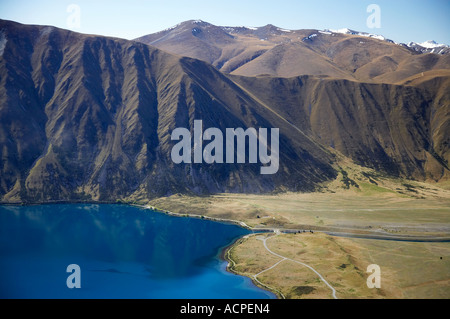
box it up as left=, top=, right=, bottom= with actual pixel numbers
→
left=254, top=232, right=338, bottom=299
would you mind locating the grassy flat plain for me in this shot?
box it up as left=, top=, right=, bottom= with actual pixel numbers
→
left=149, top=188, right=450, bottom=237
left=227, top=232, right=449, bottom=298
left=148, top=176, right=450, bottom=299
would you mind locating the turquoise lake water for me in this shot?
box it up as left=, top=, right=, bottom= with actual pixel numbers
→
left=0, top=204, right=275, bottom=299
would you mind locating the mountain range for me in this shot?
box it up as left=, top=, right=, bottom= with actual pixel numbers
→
left=135, top=20, right=450, bottom=82
left=0, top=19, right=449, bottom=203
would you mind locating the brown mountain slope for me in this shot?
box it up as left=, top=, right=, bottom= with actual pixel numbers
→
left=0, top=20, right=448, bottom=204
left=135, top=20, right=450, bottom=84
left=231, top=74, right=450, bottom=182
left=0, top=19, right=337, bottom=203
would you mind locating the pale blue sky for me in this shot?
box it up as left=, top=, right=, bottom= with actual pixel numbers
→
left=1, top=0, right=449, bottom=45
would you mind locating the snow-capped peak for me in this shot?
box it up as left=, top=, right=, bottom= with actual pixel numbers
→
left=406, top=40, right=449, bottom=54
left=415, top=40, right=448, bottom=49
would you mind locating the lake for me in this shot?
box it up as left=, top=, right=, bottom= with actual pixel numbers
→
left=0, top=204, right=275, bottom=299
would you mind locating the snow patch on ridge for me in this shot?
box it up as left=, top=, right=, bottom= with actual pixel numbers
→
left=221, top=26, right=259, bottom=34
left=326, top=28, right=387, bottom=41
left=321, top=27, right=449, bottom=53
left=0, top=31, right=7, bottom=57
left=40, top=26, right=53, bottom=36
left=159, top=23, right=182, bottom=33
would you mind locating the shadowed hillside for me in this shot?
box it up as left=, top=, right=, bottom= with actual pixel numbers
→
left=0, top=20, right=336, bottom=203
left=232, top=74, right=450, bottom=181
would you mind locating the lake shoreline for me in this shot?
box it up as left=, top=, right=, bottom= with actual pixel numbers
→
left=136, top=204, right=281, bottom=299
left=131, top=204, right=279, bottom=298
left=134, top=202, right=450, bottom=300
left=220, top=235, right=282, bottom=299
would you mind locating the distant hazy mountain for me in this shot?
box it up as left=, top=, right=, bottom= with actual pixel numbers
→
left=0, top=19, right=449, bottom=203
left=135, top=20, right=450, bottom=83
